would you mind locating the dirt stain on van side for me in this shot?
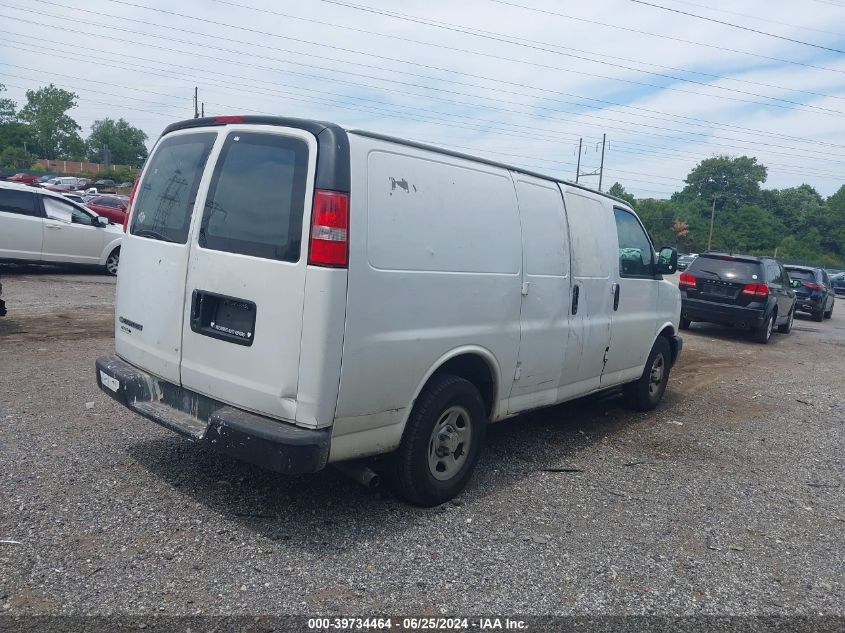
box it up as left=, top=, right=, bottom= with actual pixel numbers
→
left=388, top=177, right=410, bottom=194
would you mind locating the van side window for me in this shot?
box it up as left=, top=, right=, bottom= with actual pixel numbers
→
left=44, top=197, right=94, bottom=226
left=613, top=208, right=654, bottom=278
left=199, top=132, right=309, bottom=262
left=0, top=189, right=38, bottom=217
left=131, top=133, right=216, bottom=244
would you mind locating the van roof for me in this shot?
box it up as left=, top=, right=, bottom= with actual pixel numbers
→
left=161, top=115, right=634, bottom=209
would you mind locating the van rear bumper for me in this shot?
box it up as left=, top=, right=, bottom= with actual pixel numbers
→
left=95, top=354, right=330, bottom=474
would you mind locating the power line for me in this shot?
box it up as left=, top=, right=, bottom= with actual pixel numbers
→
left=9, top=0, right=843, bottom=152
left=98, top=0, right=845, bottom=118
left=213, top=0, right=845, bottom=104
left=5, top=22, right=845, bottom=168
left=629, top=0, right=845, bottom=54
left=487, top=0, right=845, bottom=76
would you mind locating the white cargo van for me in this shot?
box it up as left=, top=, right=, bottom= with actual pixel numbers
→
left=96, top=116, right=682, bottom=506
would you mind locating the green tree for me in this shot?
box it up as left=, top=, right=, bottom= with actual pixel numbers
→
left=0, top=83, right=17, bottom=125
left=18, top=84, right=83, bottom=159
left=675, top=155, right=768, bottom=211
left=608, top=182, right=636, bottom=207
left=85, top=117, right=148, bottom=167
left=0, top=145, right=33, bottom=169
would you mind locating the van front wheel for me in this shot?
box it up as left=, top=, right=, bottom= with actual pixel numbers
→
left=392, top=374, right=487, bottom=507
left=622, top=337, right=671, bottom=411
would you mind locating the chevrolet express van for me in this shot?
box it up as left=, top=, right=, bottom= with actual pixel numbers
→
left=96, top=116, right=682, bottom=506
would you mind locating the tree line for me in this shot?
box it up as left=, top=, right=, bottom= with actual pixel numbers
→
left=0, top=83, right=148, bottom=170
left=609, top=156, right=845, bottom=268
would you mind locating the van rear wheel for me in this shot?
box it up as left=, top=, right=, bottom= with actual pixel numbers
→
left=622, top=337, right=671, bottom=411
left=391, top=374, right=486, bottom=507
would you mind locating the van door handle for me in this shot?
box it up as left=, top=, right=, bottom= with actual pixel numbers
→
left=571, top=285, right=580, bottom=315
left=612, top=283, right=620, bottom=311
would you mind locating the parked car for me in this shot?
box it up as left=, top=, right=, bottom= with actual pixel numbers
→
left=0, top=181, right=123, bottom=275
left=94, top=179, right=116, bottom=188
left=41, top=176, right=85, bottom=190
left=831, top=272, right=845, bottom=296
left=784, top=265, right=835, bottom=321
left=117, top=181, right=134, bottom=188
left=95, top=115, right=683, bottom=506
left=37, top=174, right=59, bottom=183
left=677, top=253, right=697, bottom=271
left=86, top=195, right=128, bottom=225
left=62, top=192, right=86, bottom=205
left=679, top=252, right=797, bottom=342
left=7, top=173, right=40, bottom=185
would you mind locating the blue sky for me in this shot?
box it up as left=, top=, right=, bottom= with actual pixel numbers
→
left=1, top=0, right=844, bottom=197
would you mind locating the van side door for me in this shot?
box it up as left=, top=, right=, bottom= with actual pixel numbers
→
left=508, top=174, right=571, bottom=413
left=602, top=207, right=659, bottom=384
left=559, top=188, right=615, bottom=398
left=0, top=188, right=43, bottom=261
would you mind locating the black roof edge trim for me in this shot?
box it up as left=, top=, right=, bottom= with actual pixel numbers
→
left=347, top=129, right=633, bottom=208
left=699, top=252, right=769, bottom=263
left=159, top=117, right=350, bottom=193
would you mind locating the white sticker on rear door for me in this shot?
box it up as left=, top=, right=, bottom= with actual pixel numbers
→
left=100, top=370, right=120, bottom=392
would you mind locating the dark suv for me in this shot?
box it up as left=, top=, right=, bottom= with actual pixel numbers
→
left=784, top=266, right=835, bottom=321
left=679, top=253, right=797, bottom=343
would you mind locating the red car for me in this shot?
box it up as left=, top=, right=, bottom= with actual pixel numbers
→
left=86, top=196, right=128, bottom=225
left=7, top=173, right=39, bottom=185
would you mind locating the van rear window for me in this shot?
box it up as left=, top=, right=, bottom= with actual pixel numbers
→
left=131, top=133, right=216, bottom=244
left=199, top=132, right=309, bottom=262
left=687, top=256, right=761, bottom=281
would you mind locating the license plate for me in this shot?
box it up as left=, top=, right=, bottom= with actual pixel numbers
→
left=100, top=370, right=120, bottom=392
left=705, top=284, right=732, bottom=297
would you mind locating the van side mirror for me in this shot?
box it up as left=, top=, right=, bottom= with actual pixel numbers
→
left=656, top=246, right=677, bottom=275
left=95, top=216, right=109, bottom=228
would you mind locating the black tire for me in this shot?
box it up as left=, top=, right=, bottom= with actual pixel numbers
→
left=824, top=300, right=833, bottom=319
left=104, top=248, right=120, bottom=276
left=679, top=316, right=691, bottom=330
left=622, top=337, right=672, bottom=411
left=813, top=308, right=824, bottom=322
left=753, top=312, right=775, bottom=343
left=777, top=307, right=794, bottom=334
left=391, top=374, right=487, bottom=507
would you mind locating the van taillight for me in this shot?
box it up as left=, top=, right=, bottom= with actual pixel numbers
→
left=308, top=190, right=349, bottom=268
left=123, top=179, right=140, bottom=232
left=679, top=272, right=696, bottom=288
left=742, top=283, right=769, bottom=297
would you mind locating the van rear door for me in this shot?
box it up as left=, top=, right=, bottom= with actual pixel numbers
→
left=178, top=126, right=317, bottom=423
left=115, top=130, right=217, bottom=383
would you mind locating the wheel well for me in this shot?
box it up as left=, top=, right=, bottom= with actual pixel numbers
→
left=430, top=354, right=496, bottom=418
left=658, top=325, right=680, bottom=366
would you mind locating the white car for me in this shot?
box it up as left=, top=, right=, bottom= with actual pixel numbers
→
left=96, top=116, right=682, bottom=505
left=0, top=181, right=123, bottom=275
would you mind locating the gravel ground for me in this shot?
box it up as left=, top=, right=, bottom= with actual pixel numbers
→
left=0, top=267, right=843, bottom=616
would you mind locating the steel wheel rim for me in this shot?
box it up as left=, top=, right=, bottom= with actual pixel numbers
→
left=106, top=252, right=119, bottom=275
left=428, top=405, right=472, bottom=481
left=648, top=353, right=665, bottom=396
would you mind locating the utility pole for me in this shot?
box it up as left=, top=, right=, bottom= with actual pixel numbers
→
left=575, top=138, right=582, bottom=183
left=707, top=195, right=717, bottom=251
left=598, top=133, right=606, bottom=192
left=575, top=134, right=607, bottom=186
left=193, top=87, right=199, bottom=118
left=201, top=102, right=205, bottom=117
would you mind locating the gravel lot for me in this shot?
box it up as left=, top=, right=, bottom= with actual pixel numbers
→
left=1, top=267, right=843, bottom=616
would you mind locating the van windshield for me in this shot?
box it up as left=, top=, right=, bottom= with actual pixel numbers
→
left=131, top=133, right=216, bottom=244
left=199, top=131, right=309, bottom=262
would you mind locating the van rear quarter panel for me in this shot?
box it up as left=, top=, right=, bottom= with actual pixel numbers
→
left=331, top=135, right=522, bottom=459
